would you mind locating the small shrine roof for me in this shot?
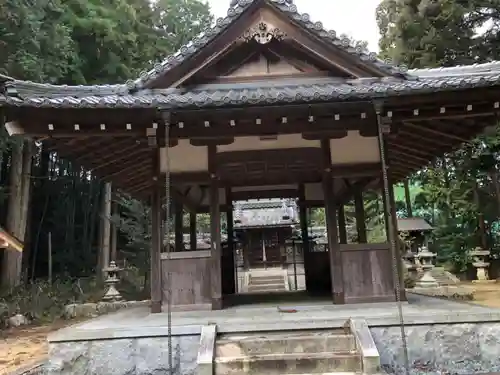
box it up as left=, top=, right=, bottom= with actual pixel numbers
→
left=234, top=198, right=298, bottom=228
left=397, top=217, right=433, bottom=232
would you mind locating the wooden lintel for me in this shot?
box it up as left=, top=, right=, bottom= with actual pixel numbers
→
left=231, top=189, right=298, bottom=201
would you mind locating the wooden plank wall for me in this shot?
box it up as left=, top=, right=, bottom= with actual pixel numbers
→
left=340, top=244, right=395, bottom=303
left=161, top=251, right=213, bottom=310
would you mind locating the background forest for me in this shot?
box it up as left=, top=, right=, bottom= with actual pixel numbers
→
left=2, top=0, right=500, bottom=317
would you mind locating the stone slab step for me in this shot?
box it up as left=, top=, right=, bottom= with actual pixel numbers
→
left=250, top=277, right=285, bottom=285
left=248, top=283, right=286, bottom=289
left=215, top=351, right=362, bottom=375
left=216, top=333, right=356, bottom=355
left=250, top=276, right=285, bottom=284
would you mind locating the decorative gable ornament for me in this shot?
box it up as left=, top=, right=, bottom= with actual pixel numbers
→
left=241, top=22, right=286, bottom=44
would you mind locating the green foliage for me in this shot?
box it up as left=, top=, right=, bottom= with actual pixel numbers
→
left=113, top=193, right=151, bottom=271
left=0, top=0, right=214, bottom=293
left=0, top=278, right=103, bottom=324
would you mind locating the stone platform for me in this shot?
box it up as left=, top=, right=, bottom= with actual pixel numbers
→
left=46, top=292, right=500, bottom=375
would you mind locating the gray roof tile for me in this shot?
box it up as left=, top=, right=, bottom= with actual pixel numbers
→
left=3, top=72, right=500, bottom=109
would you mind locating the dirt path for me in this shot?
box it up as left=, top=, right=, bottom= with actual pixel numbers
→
left=466, top=281, right=500, bottom=308
left=0, top=320, right=77, bottom=375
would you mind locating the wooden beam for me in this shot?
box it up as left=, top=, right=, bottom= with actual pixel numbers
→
left=403, top=121, right=471, bottom=143
left=223, top=187, right=236, bottom=295
left=174, top=200, right=184, bottom=252
left=208, top=144, right=222, bottom=310
left=189, top=212, right=197, bottom=251
left=321, top=139, right=344, bottom=304
left=231, top=189, right=298, bottom=201
left=150, top=149, right=162, bottom=314
left=298, top=183, right=313, bottom=292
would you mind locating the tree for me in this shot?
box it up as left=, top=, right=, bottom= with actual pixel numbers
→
left=377, top=0, right=500, bottom=269
left=0, top=0, right=214, bottom=288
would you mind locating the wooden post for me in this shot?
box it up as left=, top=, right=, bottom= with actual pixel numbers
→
left=174, top=201, right=184, bottom=251
left=149, top=118, right=166, bottom=314
left=189, top=212, right=197, bottom=251
left=208, top=145, right=222, bottom=309
left=338, top=204, right=347, bottom=244
left=101, top=182, right=112, bottom=278
left=375, top=102, right=406, bottom=302
left=111, top=199, right=118, bottom=262
left=224, top=187, right=236, bottom=295
left=298, top=184, right=312, bottom=292
left=321, top=140, right=344, bottom=304
left=389, top=179, right=406, bottom=301
left=48, top=232, right=52, bottom=285
left=354, top=190, right=367, bottom=243
left=150, top=150, right=163, bottom=314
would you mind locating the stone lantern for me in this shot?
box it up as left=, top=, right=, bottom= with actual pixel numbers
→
left=469, top=247, right=492, bottom=283
left=402, top=249, right=419, bottom=280
left=102, top=261, right=124, bottom=302
left=415, top=246, right=438, bottom=288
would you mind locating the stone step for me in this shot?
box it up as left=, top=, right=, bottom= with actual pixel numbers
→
left=248, top=280, right=285, bottom=289
left=216, top=333, right=356, bottom=356
left=215, top=351, right=362, bottom=375
left=247, top=288, right=286, bottom=293
left=250, top=277, right=285, bottom=285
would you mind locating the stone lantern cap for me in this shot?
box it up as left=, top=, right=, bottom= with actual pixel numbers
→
left=469, top=247, right=491, bottom=257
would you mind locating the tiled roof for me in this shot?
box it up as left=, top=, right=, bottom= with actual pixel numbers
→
left=2, top=71, right=500, bottom=109
left=234, top=198, right=298, bottom=228
left=130, top=0, right=407, bottom=90
left=397, top=218, right=433, bottom=232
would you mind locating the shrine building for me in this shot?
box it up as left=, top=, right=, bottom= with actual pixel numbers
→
left=2, top=0, right=500, bottom=313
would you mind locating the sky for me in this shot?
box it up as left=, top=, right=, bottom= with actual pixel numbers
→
left=206, top=0, right=382, bottom=52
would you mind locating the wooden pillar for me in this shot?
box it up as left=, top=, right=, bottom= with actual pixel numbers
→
left=174, top=201, right=183, bottom=251
left=389, top=178, right=407, bottom=301
left=354, top=190, right=367, bottom=243
left=189, top=212, right=197, bottom=251
left=150, top=150, right=163, bottom=314
left=321, top=140, right=344, bottom=304
left=209, top=145, right=222, bottom=309
left=99, top=182, right=112, bottom=279
left=375, top=102, right=406, bottom=302
left=298, top=184, right=312, bottom=291
left=110, top=198, right=118, bottom=262
left=338, top=204, right=347, bottom=244
left=223, top=187, right=236, bottom=295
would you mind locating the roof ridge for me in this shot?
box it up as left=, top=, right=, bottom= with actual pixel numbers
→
left=129, top=0, right=408, bottom=90
left=409, top=61, right=500, bottom=77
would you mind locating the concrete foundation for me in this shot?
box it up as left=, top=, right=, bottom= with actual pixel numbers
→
left=45, top=293, right=500, bottom=375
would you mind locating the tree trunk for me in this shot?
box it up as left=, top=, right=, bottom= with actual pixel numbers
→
left=2, top=140, right=33, bottom=289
